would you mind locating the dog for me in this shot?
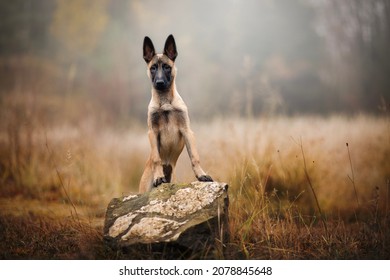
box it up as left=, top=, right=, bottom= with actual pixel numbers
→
left=138, top=34, right=213, bottom=193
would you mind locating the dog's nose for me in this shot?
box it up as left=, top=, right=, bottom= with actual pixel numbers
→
left=156, top=79, right=165, bottom=86
left=155, top=79, right=166, bottom=90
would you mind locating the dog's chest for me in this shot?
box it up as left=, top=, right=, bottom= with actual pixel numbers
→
left=150, top=106, right=185, bottom=130
left=150, top=106, right=186, bottom=155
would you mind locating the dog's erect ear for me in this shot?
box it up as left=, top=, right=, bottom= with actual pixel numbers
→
left=163, top=34, right=178, bottom=62
left=143, top=36, right=155, bottom=63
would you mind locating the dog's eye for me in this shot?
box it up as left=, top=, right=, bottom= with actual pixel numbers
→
left=150, top=64, right=157, bottom=73
left=163, top=64, right=171, bottom=72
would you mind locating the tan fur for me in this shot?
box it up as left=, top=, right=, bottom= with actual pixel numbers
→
left=139, top=35, right=212, bottom=193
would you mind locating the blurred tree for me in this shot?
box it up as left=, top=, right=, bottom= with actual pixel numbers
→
left=310, top=0, right=390, bottom=112
left=0, top=0, right=55, bottom=55
left=3, top=0, right=388, bottom=123
left=50, top=0, right=109, bottom=56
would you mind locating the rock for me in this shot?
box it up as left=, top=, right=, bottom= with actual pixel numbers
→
left=103, top=181, right=229, bottom=257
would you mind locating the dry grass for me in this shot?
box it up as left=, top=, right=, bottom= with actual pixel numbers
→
left=0, top=89, right=389, bottom=259
left=196, top=116, right=389, bottom=259
left=199, top=116, right=389, bottom=215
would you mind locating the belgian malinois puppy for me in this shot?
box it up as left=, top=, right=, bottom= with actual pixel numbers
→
left=139, top=34, right=213, bottom=193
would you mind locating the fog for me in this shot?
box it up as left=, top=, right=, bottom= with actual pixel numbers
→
left=1, top=0, right=389, bottom=122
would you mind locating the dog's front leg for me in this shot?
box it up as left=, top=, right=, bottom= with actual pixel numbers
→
left=148, top=129, right=166, bottom=186
left=182, top=128, right=213, bottom=182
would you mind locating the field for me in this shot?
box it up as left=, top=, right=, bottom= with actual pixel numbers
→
left=0, top=92, right=389, bottom=260
left=1, top=0, right=390, bottom=261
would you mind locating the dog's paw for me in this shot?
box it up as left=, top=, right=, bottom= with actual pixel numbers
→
left=197, top=174, right=213, bottom=182
left=153, top=177, right=167, bottom=187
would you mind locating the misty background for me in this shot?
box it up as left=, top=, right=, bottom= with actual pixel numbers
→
left=1, top=0, right=389, bottom=126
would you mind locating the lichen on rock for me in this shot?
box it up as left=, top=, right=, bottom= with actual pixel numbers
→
left=103, top=181, right=229, bottom=252
left=139, top=181, right=227, bottom=218
left=122, top=217, right=187, bottom=242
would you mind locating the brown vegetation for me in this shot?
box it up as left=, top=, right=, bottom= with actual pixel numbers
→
left=1, top=92, right=389, bottom=258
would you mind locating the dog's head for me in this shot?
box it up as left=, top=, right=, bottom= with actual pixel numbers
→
left=143, top=35, right=177, bottom=92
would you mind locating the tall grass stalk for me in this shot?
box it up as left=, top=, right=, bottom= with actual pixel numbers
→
left=299, top=138, right=328, bottom=237
left=346, top=142, right=360, bottom=208
left=45, top=132, right=81, bottom=226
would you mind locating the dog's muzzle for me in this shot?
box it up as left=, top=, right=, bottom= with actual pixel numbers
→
left=155, top=79, right=166, bottom=90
